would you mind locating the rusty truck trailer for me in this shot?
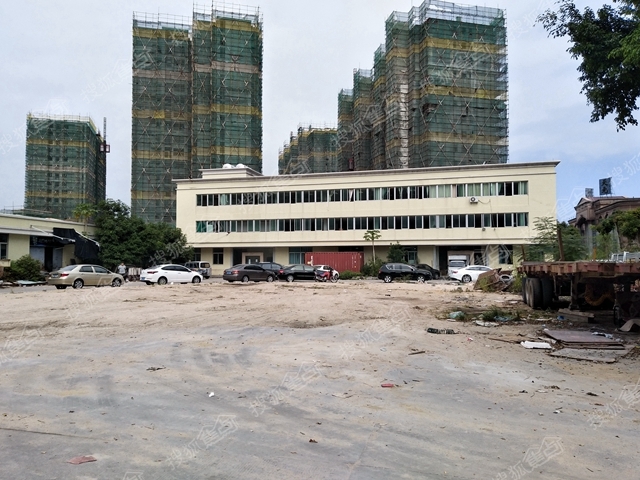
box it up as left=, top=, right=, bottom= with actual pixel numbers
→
left=519, top=261, right=640, bottom=325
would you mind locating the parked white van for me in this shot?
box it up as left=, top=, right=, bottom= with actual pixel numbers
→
left=184, top=261, right=211, bottom=279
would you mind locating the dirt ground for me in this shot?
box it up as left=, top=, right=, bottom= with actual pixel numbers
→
left=1, top=279, right=639, bottom=480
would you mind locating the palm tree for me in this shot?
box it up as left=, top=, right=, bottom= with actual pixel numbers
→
left=363, top=230, right=382, bottom=260
left=72, top=203, right=96, bottom=235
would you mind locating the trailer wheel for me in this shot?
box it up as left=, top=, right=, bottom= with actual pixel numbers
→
left=521, top=277, right=528, bottom=303
left=613, top=304, right=624, bottom=328
left=541, top=277, right=554, bottom=309
left=526, top=278, right=543, bottom=309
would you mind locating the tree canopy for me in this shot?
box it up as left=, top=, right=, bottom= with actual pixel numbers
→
left=363, top=230, right=382, bottom=260
left=596, top=207, right=640, bottom=247
left=529, top=216, right=587, bottom=261
left=72, top=203, right=96, bottom=234
left=538, top=0, right=640, bottom=130
left=387, top=242, right=406, bottom=263
left=93, top=199, right=193, bottom=271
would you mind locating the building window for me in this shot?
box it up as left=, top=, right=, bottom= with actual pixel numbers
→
left=505, top=213, right=513, bottom=227
left=499, top=245, right=513, bottom=264
left=0, top=234, right=7, bottom=259
left=316, top=190, right=328, bottom=202
left=467, top=183, right=481, bottom=196
left=242, top=193, right=255, bottom=205
left=194, top=248, right=202, bottom=261
left=195, top=213, right=530, bottom=234
left=517, top=213, right=528, bottom=227
left=289, top=247, right=311, bottom=264
left=279, top=191, right=291, bottom=204
left=213, top=248, right=224, bottom=265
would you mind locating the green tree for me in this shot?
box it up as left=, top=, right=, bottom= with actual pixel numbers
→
left=538, top=0, right=640, bottom=130
left=363, top=229, right=382, bottom=260
left=529, top=216, right=587, bottom=261
left=387, top=242, right=406, bottom=263
left=595, top=207, right=640, bottom=248
left=94, top=199, right=193, bottom=270
left=72, top=203, right=97, bottom=235
left=594, top=231, right=618, bottom=259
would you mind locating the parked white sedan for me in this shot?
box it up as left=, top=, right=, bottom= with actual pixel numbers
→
left=450, top=265, right=493, bottom=283
left=140, top=264, right=203, bottom=285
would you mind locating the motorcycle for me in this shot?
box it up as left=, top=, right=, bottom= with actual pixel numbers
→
left=315, top=269, right=339, bottom=283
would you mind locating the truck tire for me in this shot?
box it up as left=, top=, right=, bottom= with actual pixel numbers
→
left=541, top=277, right=554, bottom=309
left=526, top=278, right=543, bottom=309
left=522, top=277, right=528, bottom=303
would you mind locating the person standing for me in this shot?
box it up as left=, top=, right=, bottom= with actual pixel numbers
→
left=116, top=262, right=127, bottom=282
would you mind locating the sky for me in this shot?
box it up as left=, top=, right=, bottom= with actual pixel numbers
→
left=0, top=0, right=638, bottom=222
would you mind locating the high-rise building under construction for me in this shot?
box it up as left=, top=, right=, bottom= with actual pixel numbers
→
left=278, top=126, right=338, bottom=175
left=24, top=114, right=107, bottom=220
left=131, top=4, right=263, bottom=223
left=338, top=0, right=508, bottom=171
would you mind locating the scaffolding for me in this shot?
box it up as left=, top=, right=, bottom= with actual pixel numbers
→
left=372, top=46, right=387, bottom=170
left=131, top=3, right=263, bottom=224
left=24, top=114, right=106, bottom=220
left=409, top=0, right=508, bottom=167
left=351, top=69, right=374, bottom=171
left=336, top=0, right=507, bottom=171
left=337, top=89, right=354, bottom=171
left=278, top=126, right=338, bottom=174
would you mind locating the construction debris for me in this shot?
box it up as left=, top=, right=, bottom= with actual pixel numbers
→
left=550, top=347, right=635, bottom=363
left=475, top=270, right=513, bottom=292
left=476, top=320, right=499, bottom=327
left=543, top=329, right=625, bottom=350
left=488, top=335, right=527, bottom=344
left=427, top=328, right=456, bottom=334
left=521, top=341, right=553, bottom=350
left=619, top=318, right=640, bottom=332
left=556, top=309, right=595, bottom=324
left=67, top=456, right=97, bottom=465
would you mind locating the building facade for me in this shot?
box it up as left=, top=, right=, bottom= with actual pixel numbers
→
left=0, top=213, right=97, bottom=272
left=278, top=127, right=338, bottom=174
left=24, top=114, right=107, bottom=220
left=572, top=196, right=640, bottom=253
left=175, top=162, right=557, bottom=276
left=338, top=0, right=508, bottom=172
left=132, top=4, right=263, bottom=224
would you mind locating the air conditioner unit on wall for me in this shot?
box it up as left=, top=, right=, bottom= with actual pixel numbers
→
left=469, top=197, right=478, bottom=204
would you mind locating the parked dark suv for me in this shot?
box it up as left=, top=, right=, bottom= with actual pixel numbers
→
left=378, top=263, right=433, bottom=283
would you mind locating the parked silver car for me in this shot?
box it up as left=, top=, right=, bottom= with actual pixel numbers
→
left=48, top=264, right=124, bottom=290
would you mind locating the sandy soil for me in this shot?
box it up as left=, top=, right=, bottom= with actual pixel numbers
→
left=0, top=280, right=639, bottom=479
